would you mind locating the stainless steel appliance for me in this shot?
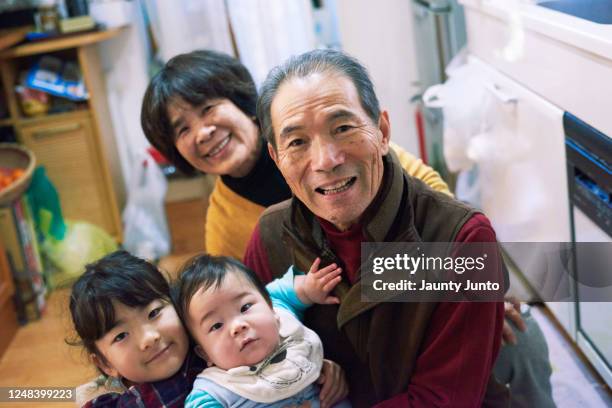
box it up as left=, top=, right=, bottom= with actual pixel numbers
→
left=411, top=0, right=466, bottom=178
left=565, top=112, right=612, bottom=386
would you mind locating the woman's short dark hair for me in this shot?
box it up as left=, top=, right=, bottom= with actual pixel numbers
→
left=175, top=254, right=271, bottom=327
left=258, top=49, right=380, bottom=149
left=67, top=250, right=171, bottom=367
left=141, top=50, right=258, bottom=174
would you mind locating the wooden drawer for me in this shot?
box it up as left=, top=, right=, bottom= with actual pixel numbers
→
left=18, top=113, right=118, bottom=237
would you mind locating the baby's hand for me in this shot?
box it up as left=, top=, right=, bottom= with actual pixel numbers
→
left=296, top=257, right=342, bottom=305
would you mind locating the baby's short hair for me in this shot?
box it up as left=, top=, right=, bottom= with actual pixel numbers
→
left=175, top=254, right=271, bottom=325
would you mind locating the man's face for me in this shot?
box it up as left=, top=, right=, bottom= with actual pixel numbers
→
left=269, top=72, right=390, bottom=231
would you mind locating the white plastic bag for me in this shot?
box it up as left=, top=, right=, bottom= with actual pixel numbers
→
left=122, top=154, right=170, bottom=260
left=423, top=61, right=494, bottom=172
left=424, top=56, right=547, bottom=233
left=43, top=221, right=118, bottom=287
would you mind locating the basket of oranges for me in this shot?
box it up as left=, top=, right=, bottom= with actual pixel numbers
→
left=0, top=143, right=36, bottom=207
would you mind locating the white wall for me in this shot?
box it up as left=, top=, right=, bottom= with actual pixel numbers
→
left=335, top=0, right=420, bottom=155
left=95, top=1, right=151, bottom=208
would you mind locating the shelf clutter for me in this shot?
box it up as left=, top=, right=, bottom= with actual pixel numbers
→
left=0, top=26, right=125, bottom=333
left=0, top=27, right=124, bottom=239
left=0, top=143, right=43, bottom=325
left=0, top=193, right=46, bottom=324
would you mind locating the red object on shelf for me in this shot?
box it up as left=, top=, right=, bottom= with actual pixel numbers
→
left=147, top=147, right=170, bottom=165
left=415, top=105, right=428, bottom=164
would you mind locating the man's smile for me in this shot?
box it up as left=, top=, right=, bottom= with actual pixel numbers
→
left=315, top=177, right=357, bottom=195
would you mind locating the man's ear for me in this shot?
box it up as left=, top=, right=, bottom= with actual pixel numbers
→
left=194, top=345, right=212, bottom=366
left=378, top=110, right=391, bottom=155
left=91, top=353, right=118, bottom=378
left=267, top=142, right=278, bottom=165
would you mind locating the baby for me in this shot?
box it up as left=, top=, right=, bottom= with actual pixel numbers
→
left=175, top=254, right=349, bottom=408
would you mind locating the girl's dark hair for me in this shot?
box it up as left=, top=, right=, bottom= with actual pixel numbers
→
left=141, top=50, right=258, bottom=174
left=68, top=250, right=171, bottom=366
left=175, top=254, right=271, bottom=326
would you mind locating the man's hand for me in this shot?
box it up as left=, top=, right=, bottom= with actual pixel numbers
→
left=296, top=257, right=342, bottom=305
left=502, top=296, right=527, bottom=345
left=317, top=359, right=349, bottom=408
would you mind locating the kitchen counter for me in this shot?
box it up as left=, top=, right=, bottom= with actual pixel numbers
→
left=459, top=0, right=612, bottom=137
left=461, top=0, right=612, bottom=59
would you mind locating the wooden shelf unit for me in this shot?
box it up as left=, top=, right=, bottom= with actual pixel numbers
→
left=0, top=240, right=17, bottom=359
left=0, top=28, right=123, bottom=59
left=0, top=28, right=124, bottom=240
left=0, top=118, right=14, bottom=127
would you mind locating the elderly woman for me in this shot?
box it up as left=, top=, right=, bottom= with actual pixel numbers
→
left=141, top=50, right=450, bottom=260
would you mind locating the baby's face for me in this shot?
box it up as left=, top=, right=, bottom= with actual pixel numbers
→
left=187, top=271, right=280, bottom=370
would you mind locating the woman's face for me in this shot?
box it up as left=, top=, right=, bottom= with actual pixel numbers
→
left=169, top=98, right=261, bottom=177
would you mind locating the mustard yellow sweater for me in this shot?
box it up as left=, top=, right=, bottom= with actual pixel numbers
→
left=205, top=142, right=451, bottom=260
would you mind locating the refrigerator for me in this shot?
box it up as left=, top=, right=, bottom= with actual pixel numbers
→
left=411, top=0, right=467, bottom=181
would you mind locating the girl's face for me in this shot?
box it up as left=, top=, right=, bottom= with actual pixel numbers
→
left=93, top=299, right=189, bottom=384
left=186, top=271, right=280, bottom=370
left=169, top=98, right=261, bottom=178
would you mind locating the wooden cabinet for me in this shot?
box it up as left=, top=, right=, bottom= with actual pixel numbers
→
left=19, top=112, right=118, bottom=234
left=0, top=29, right=124, bottom=239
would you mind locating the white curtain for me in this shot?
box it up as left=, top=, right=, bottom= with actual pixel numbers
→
left=226, top=0, right=316, bottom=86
left=144, top=0, right=316, bottom=85
left=144, top=0, right=236, bottom=61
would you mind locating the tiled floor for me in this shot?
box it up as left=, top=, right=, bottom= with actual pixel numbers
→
left=531, top=306, right=612, bottom=407
left=505, top=254, right=612, bottom=406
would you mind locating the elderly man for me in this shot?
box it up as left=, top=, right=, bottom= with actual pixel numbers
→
left=244, top=49, right=507, bottom=407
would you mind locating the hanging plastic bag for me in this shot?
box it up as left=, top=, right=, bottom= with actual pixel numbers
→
left=122, top=154, right=170, bottom=260
left=42, top=221, right=118, bottom=287
left=424, top=55, right=547, bottom=237
left=28, top=167, right=118, bottom=287
left=423, top=58, right=494, bottom=173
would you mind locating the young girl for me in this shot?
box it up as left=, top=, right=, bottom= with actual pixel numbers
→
left=69, top=250, right=204, bottom=407
left=175, top=254, right=349, bottom=408
left=70, top=250, right=346, bottom=407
